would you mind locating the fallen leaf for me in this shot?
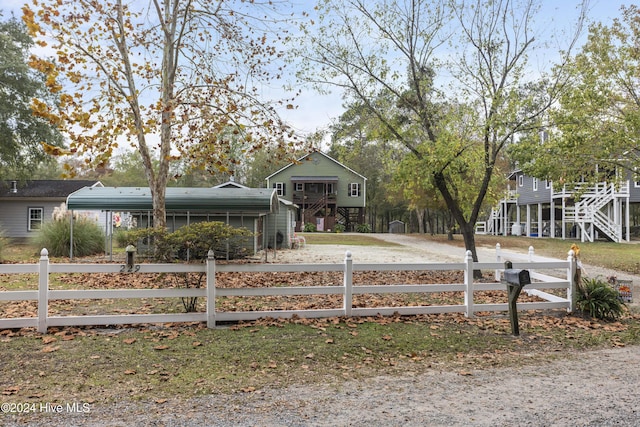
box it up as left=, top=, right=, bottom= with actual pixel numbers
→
left=192, top=341, right=202, bottom=347
left=124, top=370, right=136, bottom=375
left=305, top=353, right=314, bottom=359
left=458, top=370, right=473, bottom=376
left=123, top=338, right=137, bottom=345
left=241, top=387, right=256, bottom=393
left=155, top=398, right=167, bottom=404
left=2, top=386, right=20, bottom=395
left=381, top=335, right=392, bottom=341
left=42, top=336, right=57, bottom=344
left=42, top=345, right=60, bottom=353
left=154, top=345, right=169, bottom=351
left=325, top=338, right=334, bottom=344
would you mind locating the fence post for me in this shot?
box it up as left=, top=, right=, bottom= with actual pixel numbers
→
left=495, top=243, right=501, bottom=281
left=343, top=251, right=353, bottom=317
left=206, top=250, right=216, bottom=328
left=464, top=250, right=474, bottom=318
left=567, top=249, right=577, bottom=313
left=528, top=246, right=535, bottom=261
left=37, top=248, right=49, bottom=334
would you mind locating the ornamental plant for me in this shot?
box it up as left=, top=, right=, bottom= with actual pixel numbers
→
left=576, top=277, right=625, bottom=321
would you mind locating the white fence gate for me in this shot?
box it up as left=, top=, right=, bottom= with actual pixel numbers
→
left=0, top=248, right=577, bottom=333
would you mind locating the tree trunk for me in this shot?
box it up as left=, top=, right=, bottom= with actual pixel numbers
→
left=415, top=208, right=425, bottom=234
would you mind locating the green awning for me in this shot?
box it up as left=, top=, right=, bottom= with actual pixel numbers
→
left=66, top=186, right=279, bottom=214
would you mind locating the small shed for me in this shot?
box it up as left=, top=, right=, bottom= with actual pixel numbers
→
left=388, top=220, right=405, bottom=234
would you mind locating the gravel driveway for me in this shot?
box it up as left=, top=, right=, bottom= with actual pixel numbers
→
left=5, top=234, right=639, bottom=426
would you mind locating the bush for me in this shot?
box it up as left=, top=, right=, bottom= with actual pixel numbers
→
left=303, top=222, right=317, bottom=232
left=113, top=228, right=131, bottom=248
left=577, top=277, right=625, bottom=321
left=127, top=221, right=254, bottom=262
left=356, top=223, right=371, bottom=233
left=127, top=222, right=254, bottom=312
left=0, top=228, right=8, bottom=261
left=334, top=224, right=345, bottom=233
left=32, top=217, right=105, bottom=257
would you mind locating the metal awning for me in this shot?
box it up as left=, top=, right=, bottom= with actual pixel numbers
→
left=66, top=186, right=279, bottom=214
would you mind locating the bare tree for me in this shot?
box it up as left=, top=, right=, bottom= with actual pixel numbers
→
left=296, top=0, right=586, bottom=261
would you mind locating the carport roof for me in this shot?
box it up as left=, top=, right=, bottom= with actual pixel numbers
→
left=66, top=186, right=279, bottom=213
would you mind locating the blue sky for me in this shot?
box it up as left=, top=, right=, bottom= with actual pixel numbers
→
left=1, top=0, right=633, bottom=137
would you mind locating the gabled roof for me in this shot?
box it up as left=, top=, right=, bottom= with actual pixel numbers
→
left=264, top=151, right=367, bottom=181
left=0, top=180, right=102, bottom=199
left=213, top=181, right=249, bottom=189
left=66, top=186, right=279, bottom=214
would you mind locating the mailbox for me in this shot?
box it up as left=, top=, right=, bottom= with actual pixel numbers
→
left=503, top=261, right=530, bottom=336
left=504, top=268, right=531, bottom=287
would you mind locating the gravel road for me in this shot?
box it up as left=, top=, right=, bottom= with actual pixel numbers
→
left=4, top=234, right=640, bottom=426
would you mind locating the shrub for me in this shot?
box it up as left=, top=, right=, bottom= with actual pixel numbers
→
left=356, top=223, right=371, bottom=233
left=303, top=222, right=317, bottom=232
left=112, top=228, right=131, bottom=248
left=32, top=217, right=105, bottom=258
left=0, top=228, right=8, bottom=261
left=126, top=221, right=254, bottom=312
left=334, top=223, right=345, bottom=233
left=577, top=277, right=625, bottom=321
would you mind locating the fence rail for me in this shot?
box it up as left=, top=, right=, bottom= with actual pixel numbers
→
left=0, top=248, right=577, bottom=333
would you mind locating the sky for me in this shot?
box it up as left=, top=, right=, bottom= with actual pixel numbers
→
left=1, top=0, right=633, bottom=138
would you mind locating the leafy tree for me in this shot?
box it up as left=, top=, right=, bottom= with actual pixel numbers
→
left=296, top=0, right=586, bottom=261
left=0, top=15, right=63, bottom=180
left=510, top=5, right=640, bottom=186
left=23, top=0, right=303, bottom=229
left=328, top=100, right=404, bottom=232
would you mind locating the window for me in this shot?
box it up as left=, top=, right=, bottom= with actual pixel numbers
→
left=349, top=182, right=361, bottom=197
left=28, top=207, right=43, bottom=231
left=274, top=182, right=285, bottom=196
left=545, top=180, right=551, bottom=189
left=518, top=175, right=524, bottom=187
left=295, top=183, right=303, bottom=192
left=327, top=183, right=335, bottom=194
left=533, top=178, right=538, bottom=191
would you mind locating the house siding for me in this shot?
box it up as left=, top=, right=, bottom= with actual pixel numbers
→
left=267, top=152, right=366, bottom=208
left=0, top=200, right=65, bottom=239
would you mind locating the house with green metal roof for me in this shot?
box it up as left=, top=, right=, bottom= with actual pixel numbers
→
left=265, top=151, right=367, bottom=232
left=66, top=185, right=284, bottom=257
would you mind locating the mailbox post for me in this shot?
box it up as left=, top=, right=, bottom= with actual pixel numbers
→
left=503, top=261, right=530, bottom=336
left=125, top=245, right=136, bottom=272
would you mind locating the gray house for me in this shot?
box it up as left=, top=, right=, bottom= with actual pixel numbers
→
left=479, top=169, right=640, bottom=242
left=0, top=180, right=103, bottom=240
left=265, top=151, right=367, bottom=232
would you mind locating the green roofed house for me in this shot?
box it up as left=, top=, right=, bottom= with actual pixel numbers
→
left=66, top=185, right=282, bottom=258
left=265, top=151, right=367, bottom=232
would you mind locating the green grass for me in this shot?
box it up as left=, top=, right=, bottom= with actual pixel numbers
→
left=299, top=232, right=401, bottom=247
left=2, top=314, right=640, bottom=404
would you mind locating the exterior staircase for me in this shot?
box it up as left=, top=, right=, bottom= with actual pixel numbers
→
left=563, top=183, right=626, bottom=242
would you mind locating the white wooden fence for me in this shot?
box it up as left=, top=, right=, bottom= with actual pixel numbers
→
left=0, top=247, right=577, bottom=333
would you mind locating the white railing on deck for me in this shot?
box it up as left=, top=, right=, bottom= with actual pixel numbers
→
left=0, top=247, right=577, bottom=333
